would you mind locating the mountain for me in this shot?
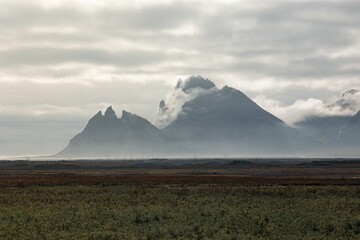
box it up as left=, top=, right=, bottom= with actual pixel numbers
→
left=57, top=76, right=360, bottom=158
left=155, top=75, right=217, bottom=128
left=331, top=111, right=360, bottom=154
left=160, top=78, right=322, bottom=156
left=163, top=85, right=283, bottom=139
left=55, top=106, right=170, bottom=157
left=295, top=88, right=359, bottom=143
left=295, top=116, right=351, bottom=144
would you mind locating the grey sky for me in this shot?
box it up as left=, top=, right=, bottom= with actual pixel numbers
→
left=0, top=0, right=359, bottom=156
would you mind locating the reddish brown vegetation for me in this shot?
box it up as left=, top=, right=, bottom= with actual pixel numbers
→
left=0, top=174, right=359, bottom=188
left=0, top=159, right=359, bottom=187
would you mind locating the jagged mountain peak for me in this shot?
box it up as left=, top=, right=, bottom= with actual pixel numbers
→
left=121, top=110, right=135, bottom=119
left=88, top=110, right=103, bottom=123
left=95, top=110, right=103, bottom=117
left=120, top=110, right=152, bottom=125
left=104, top=106, right=117, bottom=119
left=55, top=107, right=169, bottom=157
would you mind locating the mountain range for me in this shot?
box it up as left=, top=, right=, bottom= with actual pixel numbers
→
left=55, top=76, right=359, bottom=157
left=56, top=107, right=173, bottom=157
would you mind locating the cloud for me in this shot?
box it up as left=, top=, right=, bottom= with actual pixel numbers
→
left=254, top=90, right=360, bottom=124
left=0, top=47, right=169, bottom=68
left=0, top=80, right=171, bottom=117
left=0, top=0, right=359, bottom=86
left=154, top=76, right=217, bottom=128
left=0, top=0, right=360, bottom=155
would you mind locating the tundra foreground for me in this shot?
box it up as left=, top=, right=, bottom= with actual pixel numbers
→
left=0, top=159, right=359, bottom=239
left=0, top=185, right=359, bottom=239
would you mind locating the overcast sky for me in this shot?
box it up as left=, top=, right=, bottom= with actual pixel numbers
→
left=0, top=0, right=359, bottom=156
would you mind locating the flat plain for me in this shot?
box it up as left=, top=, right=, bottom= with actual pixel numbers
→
left=0, top=159, right=359, bottom=239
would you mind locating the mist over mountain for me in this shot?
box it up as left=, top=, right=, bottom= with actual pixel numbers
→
left=295, top=89, right=360, bottom=149
left=327, top=89, right=360, bottom=112
left=304, top=111, right=360, bottom=156
left=155, top=76, right=217, bottom=128
left=55, top=76, right=359, bottom=158
left=295, top=116, right=351, bottom=144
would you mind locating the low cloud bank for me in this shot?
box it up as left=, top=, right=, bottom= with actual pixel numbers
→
left=255, top=89, right=360, bottom=124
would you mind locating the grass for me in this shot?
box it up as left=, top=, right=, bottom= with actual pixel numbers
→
left=0, top=185, right=359, bottom=239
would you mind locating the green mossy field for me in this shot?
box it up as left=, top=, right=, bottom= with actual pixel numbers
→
left=0, top=185, right=359, bottom=239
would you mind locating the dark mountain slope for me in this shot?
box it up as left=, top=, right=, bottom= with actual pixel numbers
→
left=162, top=84, right=322, bottom=155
